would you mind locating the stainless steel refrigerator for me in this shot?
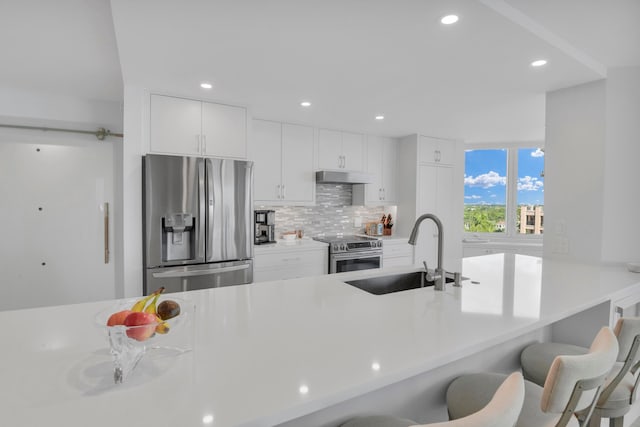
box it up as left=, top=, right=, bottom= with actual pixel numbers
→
left=143, top=154, right=253, bottom=294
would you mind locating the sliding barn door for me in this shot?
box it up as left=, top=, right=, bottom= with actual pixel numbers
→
left=0, top=130, right=115, bottom=310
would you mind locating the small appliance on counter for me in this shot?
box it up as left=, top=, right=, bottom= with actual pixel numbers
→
left=254, top=209, right=276, bottom=245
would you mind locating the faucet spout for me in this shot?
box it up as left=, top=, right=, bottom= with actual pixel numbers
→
left=408, top=213, right=445, bottom=290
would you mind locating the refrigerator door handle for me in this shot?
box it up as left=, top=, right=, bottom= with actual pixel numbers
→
left=152, top=263, right=250, bottom=278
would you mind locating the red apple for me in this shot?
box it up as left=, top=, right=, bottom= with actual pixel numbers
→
left=123, top=312, right=158, bottom=341
left=106, top=309, right=132, bottom=326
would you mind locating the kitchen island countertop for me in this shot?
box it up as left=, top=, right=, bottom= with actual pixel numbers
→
left=2, top=254, right=640, bottom=427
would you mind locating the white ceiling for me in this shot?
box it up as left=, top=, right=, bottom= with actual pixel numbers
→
left=2, top=0, right=638, bottom=142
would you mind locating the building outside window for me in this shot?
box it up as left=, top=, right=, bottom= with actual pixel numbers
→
left=464, top=145, right=544, bottom=239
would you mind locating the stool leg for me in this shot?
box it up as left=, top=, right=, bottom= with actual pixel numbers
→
left=609, top=416, right=624, bottom=427
left=587, top=414, right=601, bottom=427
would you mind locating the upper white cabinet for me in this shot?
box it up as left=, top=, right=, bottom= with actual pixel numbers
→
left=150, top=94, right=247, bottom=159
left=352, top=135, right=397, bottom=206
left=249, top=119, right=315, bottom=205
left=418, top=135, right=455, bottom=165
left=201, top=101, right=247, bottom=158
left=317, top=129, right=364, bottom=171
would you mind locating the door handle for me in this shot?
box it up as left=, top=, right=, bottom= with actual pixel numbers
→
left=152, top=263, right=250, bottom=278
left=202, top=134, right=207, bottom=154
left=282, top=184, right=286, bottom=199
left=103, top=202, right=109, bottom=264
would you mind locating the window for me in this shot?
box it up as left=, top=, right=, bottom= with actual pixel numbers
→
left=464, top=145, right=544, bottom=238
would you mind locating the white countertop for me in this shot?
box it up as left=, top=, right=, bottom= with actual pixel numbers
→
left=2, top=254, right=640, bottom=427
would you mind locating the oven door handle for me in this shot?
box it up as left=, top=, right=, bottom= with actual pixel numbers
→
left=331, top=251, right=383, bottom=260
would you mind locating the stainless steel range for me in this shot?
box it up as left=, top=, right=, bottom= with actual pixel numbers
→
left=313, top=235, right=383, bottom=274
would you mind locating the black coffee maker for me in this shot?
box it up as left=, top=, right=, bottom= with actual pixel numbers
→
left=254, top=210, right=276, bottom=244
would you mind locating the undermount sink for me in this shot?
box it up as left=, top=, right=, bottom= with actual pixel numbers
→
left=345, top=272, right=455, bottom=295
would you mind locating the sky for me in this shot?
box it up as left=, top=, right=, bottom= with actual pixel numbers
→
left=464, top=148, right=544, bottom=205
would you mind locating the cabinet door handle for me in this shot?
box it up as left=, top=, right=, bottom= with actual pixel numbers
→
left=276, top=184, right=281, bottom=199
left=378, top=188, right=383, bottom=200
left=282, top=184, right=286, bottom=199
left=382, top=188, right=386, bottom=200
left=196, top=135, right=201, bottom=153
left=337, top=155, right=342, bottom=168
left=202, top=134, right=207, bottom=154
left=342, top=155, right=346, bottom=168
left=436, top=149, right=441, bottom=162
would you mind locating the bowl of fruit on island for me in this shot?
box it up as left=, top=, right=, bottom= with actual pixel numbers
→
left=96, top=288, right=193, bottom=383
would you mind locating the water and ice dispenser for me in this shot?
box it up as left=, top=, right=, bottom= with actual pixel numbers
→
left=161, top=213, right=196, bottom=262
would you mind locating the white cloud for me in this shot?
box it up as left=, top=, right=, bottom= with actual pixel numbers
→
left=464, top=171, right=506, bottom=188
left=531, top=148, right=544, bottom=158
left=465, top=195, right=482, bottom=200
left=490, top=194, right=497, bottom=198
left=518, top=176, right=544, bottom=191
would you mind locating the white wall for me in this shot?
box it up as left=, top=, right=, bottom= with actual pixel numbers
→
left=601, top=67, right=640, bottom=264
left=118, top=86, right=147, bottom=298
left=543, top=80, right=606, bottom=262
left=0, top=86, right=122, bottom=132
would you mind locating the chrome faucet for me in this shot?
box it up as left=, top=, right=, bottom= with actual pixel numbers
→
left=409, top=213, right=445, bottom=291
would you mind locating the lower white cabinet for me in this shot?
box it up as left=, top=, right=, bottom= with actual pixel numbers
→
left=462, top=243, right=543, bottom=257
left=382, top=238, right=414, bottom=268
left=254, top=244, right=328, bottom=282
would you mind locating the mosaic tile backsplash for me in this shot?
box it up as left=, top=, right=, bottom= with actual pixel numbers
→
left=257, top=183, right=396, bottom=238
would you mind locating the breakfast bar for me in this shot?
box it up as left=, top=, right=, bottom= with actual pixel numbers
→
left=2, top=253, right=640, bottom=427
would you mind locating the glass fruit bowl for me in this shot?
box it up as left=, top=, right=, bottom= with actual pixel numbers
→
left=95, top=294, right=195, bottom=384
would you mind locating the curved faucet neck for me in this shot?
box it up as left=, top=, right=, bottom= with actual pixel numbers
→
left=408, top=213, right=444, bottom=271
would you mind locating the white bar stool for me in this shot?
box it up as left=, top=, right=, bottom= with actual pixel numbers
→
left=521, top=318, right=640, bottom=427
left=446, top=327, right=618, bottom=427
left=339, top=371, right=525, bottom=427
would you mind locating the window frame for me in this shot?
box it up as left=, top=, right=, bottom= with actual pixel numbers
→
left=464, top=141, right=544, bottom=242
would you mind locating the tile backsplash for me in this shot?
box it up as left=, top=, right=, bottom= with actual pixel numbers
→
left=256, top=184, right=396, bottom=238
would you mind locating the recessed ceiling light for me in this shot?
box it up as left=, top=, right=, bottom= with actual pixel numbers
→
left=300, top=101, right=311, bottom=107
left=531, top=59, right=548, bottom=67
left=375, top=115, right=385, bottom=121
left=440, top=14, right=459, bottom=25
left=200, top=82, right=213, bottom=89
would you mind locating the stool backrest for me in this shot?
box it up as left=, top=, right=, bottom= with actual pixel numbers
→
left=613, top=317, right=640, bottom=363
left=541, top=327, right=618, bottom=425
left=416, top=372, right=524, bottom=427
left=598, top=317, right=640, bottom=405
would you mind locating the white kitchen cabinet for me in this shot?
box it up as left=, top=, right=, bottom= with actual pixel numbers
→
left=249, top=119, right=315, bottom=205
left=150, top=95, right=202, bottom=155
left=149, top=94, right=247, bottom=159
left=395, top=134, right=463, bottom=273
left=353, top=135, right=397, bottom=205
left=382, top=238, right=414, bottom=268
left=415, top=163, right=455, bottom=268
left=253, top=244, right=328, bottom=282
left=418, top=135, right=456, bottom=165
left=317, top=128, right=364, bottom=171
left=201, top=101, right=247, bottom=158
left=462, top=243, right=543, bottom=257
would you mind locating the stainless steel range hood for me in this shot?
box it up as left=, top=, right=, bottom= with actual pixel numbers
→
left=316, top=170, right=374, bottom=184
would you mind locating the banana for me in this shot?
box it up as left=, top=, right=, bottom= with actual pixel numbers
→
left=155, top=316, right=170, bottom=334
left=130, top=287, right=165, bottom=312
left=144, top=292, right=162, bottom=315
